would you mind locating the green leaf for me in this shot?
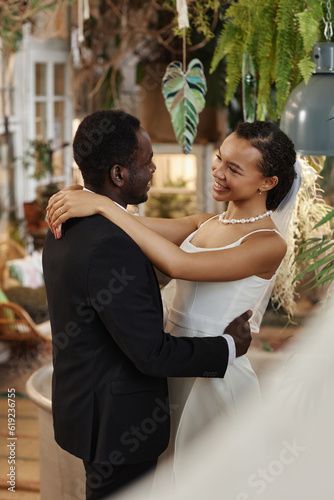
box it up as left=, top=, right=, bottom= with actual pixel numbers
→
left=296, top=251, right=334, bottom=276
left=314, top=209, right=334, bottom=229
left=162, top=58, right=207, bottom=154
left=314, top=271, right=334, bottom=286
left=298, top=56, right=316, bottom=83
left=296, top=239, right=334, bottom=261
left=296, top=9, right=320, bottom=53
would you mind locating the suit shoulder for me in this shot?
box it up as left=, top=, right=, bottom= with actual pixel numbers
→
left=84, top=216, right=147, bottom=259
left=87, top=222, right=152, bottom=284
left=63, top=215, right=135, bottom=244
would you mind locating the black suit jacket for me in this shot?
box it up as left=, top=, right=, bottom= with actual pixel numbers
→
left=42, top=215, right=229, bottom=464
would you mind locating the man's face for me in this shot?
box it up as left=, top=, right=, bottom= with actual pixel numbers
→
left=123, top=129, right=156, bottom=205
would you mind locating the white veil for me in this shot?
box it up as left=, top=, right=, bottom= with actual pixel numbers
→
left=249, top=158, right=302, bottom=332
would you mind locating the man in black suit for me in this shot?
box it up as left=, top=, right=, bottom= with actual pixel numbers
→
left=43, top=110, right=252, bottom=500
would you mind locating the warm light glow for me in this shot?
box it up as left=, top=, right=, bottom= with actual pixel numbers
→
left=299, top=109, right=307, bottom=123
left=152, top=153, right=197, bottom=190
left=72, top=118, right=81, bottom=138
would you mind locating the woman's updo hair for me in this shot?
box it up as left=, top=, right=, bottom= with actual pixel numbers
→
left=235, top=121, right=297, bottom=210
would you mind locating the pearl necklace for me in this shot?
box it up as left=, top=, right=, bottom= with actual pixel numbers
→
left=218, top=210, right=273, bottom=224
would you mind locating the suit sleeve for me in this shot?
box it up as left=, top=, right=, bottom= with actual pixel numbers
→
left=87, top=234, right=229, bottom=378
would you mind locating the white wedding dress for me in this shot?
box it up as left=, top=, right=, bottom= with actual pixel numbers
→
left=155, top=218, right=283, bottom=486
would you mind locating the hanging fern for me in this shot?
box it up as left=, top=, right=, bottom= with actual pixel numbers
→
left=255, top=0, right=277, bottom=120
left=210, top=0, right=329, bottom=119
left=275, top=0, right=305, bottom=115
left=210, top=1, right=253, bottom=105
left=296, top=0, right=323, bottom=82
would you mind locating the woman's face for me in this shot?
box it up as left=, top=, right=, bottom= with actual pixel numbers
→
left=212, top=132, right=276, bottom=204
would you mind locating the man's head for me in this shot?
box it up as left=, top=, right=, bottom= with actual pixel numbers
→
left=73, top=110, right=155, bottom=206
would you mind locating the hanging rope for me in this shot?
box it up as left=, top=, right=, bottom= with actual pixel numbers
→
left=176, top=0, right=189, bottom=71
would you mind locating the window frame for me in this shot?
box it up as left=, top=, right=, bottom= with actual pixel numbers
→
left=13, top=32, right=72, bottom=215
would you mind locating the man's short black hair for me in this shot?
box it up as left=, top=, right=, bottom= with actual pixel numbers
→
left=73, top=110, right=141, bottom=188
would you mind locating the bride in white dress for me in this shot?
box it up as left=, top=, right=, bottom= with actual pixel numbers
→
left=47, top=120, right=300, bottom=483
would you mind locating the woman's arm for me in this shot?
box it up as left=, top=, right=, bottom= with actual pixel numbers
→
left=138, top=213, right=215, bottom=245
left=97, top=200, right=286, bottom=281
left=46, top=187, right=213, bottom=244
left=48, top=193, right=287, bottom=282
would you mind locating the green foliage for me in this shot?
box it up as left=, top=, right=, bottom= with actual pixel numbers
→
left=296, top=0, right=323, bottom=82
left=0, top=14, right=22, bottom=52
left=296, top=210, right=334, bottom=288
left=297, top=3, right=322, bottom=54
left=0, top=0, right=57, bottom=53
left=298, top=56, right=317, bottom=82
left=210, top=0, right=330, bottom=119
left=164, top=0, right=220, bottom=40
left=93, top=65, right=123, bottom=110
left=22, top=140, right=54, bottom=181
left=162, top=59, right=207, bottom=154
left=145, top=179, right=196, bottom=218
left=78, top=1, right=223, bottom=113
left=256, top=0, right=277, bottom=120
left=22, top=140, right=68, bottom=181
left=275, top=0, right=303, bottom=114
left=211, top=1, right=249, bottom=104
left=190, top=0, right=220, bottom=40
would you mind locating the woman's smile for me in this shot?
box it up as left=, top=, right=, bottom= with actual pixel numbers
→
left=213, top=179, right=230, bottom=193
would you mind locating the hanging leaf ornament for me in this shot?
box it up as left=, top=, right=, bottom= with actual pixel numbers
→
left=162, top=58, right=207, bottom=154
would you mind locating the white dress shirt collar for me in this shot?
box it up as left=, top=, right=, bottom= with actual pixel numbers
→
left=83, top=187, right=127, bottom=211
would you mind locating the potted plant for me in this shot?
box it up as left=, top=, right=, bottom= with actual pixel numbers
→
left=22, top=140, right=68, bottom=239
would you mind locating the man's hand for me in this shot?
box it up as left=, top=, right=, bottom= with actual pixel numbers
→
left=224, top=310, right=252, bottom=357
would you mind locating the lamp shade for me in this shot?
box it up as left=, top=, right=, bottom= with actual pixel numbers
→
left=280, top=42, right=334, bottom=155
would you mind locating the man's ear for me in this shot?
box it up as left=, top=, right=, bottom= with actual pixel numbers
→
left=109, top=165, right=129, bottom=187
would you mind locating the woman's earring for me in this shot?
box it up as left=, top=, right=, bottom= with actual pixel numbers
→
left=258, top=189, right=262, bottom=195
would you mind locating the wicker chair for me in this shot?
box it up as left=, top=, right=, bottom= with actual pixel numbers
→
left=0, top=240, right=27, bottom=289
left=0, top=301, right=51, bottom=344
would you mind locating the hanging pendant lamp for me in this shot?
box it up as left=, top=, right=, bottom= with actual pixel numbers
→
left=280, top=2, right=334, bottom=155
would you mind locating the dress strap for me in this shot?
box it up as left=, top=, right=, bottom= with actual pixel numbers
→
left=198, top=214, right=219, bottom=228
left=238, top=228, right=281, bottom=244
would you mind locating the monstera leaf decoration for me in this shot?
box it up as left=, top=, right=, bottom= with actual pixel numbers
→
left=162, top=58, right=207, bottom=154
